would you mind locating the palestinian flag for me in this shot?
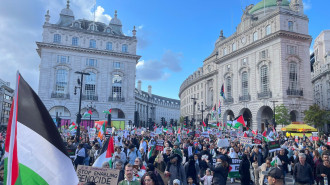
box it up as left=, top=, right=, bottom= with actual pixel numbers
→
left=93, top=136, right=114, bottom=167
left=218, top=100, right=221, bottom=118
left=233, top=115, right=245, bottom=129
left=220, top=84, right=226, bottom=99
left=4, top=73, right=78, bottom=185
left=262, top=131, right=269, bottom=142
left=98, top=122, right=106, bottom=139
left=83, top=109, right=92, bottom=118
left=103, top=108, right=112, bottom=114
left=227, top=121, right=233, bottom=128
left=202, top=121, right=206, bottom=128
left=148, top=145, right=155, bottom=159
left=69, top=122, right=77, bottom=131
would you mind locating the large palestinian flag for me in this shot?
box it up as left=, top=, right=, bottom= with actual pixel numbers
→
left=4, top=73, right=78, bottom=185
left=92, top=136, right=114, bottom=167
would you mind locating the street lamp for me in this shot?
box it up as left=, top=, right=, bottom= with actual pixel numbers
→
left=191, top=97, right=197, bottom=128
left=74, top=71, right=90, bottom=142
left=199, top=102, right=206, bottom=127
left=270, top=100, right=278, bottom=130
left=87, top=101, right=96, bottom=129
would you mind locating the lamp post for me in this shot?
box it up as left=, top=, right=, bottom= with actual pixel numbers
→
left=87, top=101, right=95, bottom=129
left=74, top=71, right=90, bottom=142
left=270, top=100, right=278, bottom=130
left=199, top=102, right=206, bottom=127
left=191, top=97, right=197, bottom=128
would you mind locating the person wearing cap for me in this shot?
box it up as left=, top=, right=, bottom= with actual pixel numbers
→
left=173, top=179, right=180, bottom=185
left=267, top=167, right=284, bottom=185
left=293, top=153, right=314, bottom=185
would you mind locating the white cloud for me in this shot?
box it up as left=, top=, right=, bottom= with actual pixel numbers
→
left=136, top=50, right=183, bottom=81
left=95, top=6, right=112, bottom=23
left=303, top=0, right=312, bottom=11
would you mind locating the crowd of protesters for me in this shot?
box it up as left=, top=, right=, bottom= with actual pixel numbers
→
left=61, top=125, right=330, bottom=185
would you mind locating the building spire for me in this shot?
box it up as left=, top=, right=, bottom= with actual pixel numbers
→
left=132, top=26, right=137, bottom=37
left=115, top=10, right=117, bottom=18
left=66, top=0, right=70, bottom=9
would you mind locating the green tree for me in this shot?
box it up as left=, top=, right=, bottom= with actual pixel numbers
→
left=275, top=104, right=290, bottom=127
left=179, top=116, right=185, bottom=126
left=303, top=104, right=330, bottom=129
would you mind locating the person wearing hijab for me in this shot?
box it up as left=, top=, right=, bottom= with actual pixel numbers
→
left=239, top=154, right=251, bottom=185
left=228, top=148, right=238, bottom=183
left=184, top=155, right=200, bottom=185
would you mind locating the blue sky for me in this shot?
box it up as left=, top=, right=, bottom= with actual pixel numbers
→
left=0, top=0, right=328, bottom=100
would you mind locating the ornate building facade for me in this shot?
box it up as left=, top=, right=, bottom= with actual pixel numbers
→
left=311, top=30, right=330, bottom=130
left=134, top=81, right=180, bottom=127
left=0, top=79, right=14, bottom=127
left=179, top=0, right=313, bottom=131
left=37, top=2, right=140, bottom=128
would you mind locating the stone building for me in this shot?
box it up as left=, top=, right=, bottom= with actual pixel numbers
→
left=134, top=81, right=180, bottom=127
left=37, top=2, right=140, bottom=128
left=0, top=79, right=14, bottom=127
left=311, top=30, right=330, bottom=131
left=179, top=0, right=313, bottom=131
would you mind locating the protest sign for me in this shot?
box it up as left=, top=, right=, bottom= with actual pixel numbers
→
left=188, top=146, right=193, bottom=157
left=76, top=165, right=120, bottom=185
left=268, top=140, right=281, bottom=152
left=195, top=130, right=201, bottom=137
left=312, top=132, right=319, bottom=141
left=150, top=132, right=155, bottom=137
left=328, top=137, right=330, bottom=146
left=155, top=128, right=162, bottom=135
left=89, top=128, right=97, bottom=141
left=295, top=136, right=299, bottom=143
left=217, top=138, right=229, bottom=148
left=136, top=129, right=142, bottom=135
left=240, top=137, right=252, bottom=146
left=228, top=158, right=241, bottom=178
left=201, top=132, right=210, bottom=138
left=254, top=134, right=263, bottom=144
left=156, top=140, right=164, bottom=151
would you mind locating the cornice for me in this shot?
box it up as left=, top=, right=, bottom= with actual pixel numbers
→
left=312, top=70, right=330, bottom=83
left=214, top=30, right=311, bottom=64
left=179, top=70, right=218, bottom=97
left=36, top=42, right=141, bottom=61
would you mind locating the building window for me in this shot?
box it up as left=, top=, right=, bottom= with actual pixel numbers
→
left=242, top=58, right=247, bottom=65
left=232, top=43, right=237, bottom=51
left=72, top=37, right=78, bottom=46
left=226, top=77, right=232, bottom=99
left=288, top=21, right=293, bottom=32
left=289, top=63, right=298, bottom=90
left=57, top=55, right=69, bottom=64
left=260, top=50, right=268, bottom=59
left=113, top=62, right=120, bottom=69
left=253, top=31, right=258, bottom=41
left=122, top=44, right=128, bottom=53
left=106, top=28, right=111, bottom=33
left=89, top=39, right=96, bottom=48
left=53, top=34, right=61, bottom=43
left=112, top=75, right=122, bottom=99
left=106, top=42, right=112, bottom=50
left=287, top=45, right=297, bottom=55
left=260, top=65, right=269, bottom=93
left=223, top=48, right=227, bottom=56
left=266, top=25, right=271, bottom=35
left=74, top=22, right=80, bottom=28
left=85, top=72, right=96, bottom=99
left=112, top=74, right=122, bottom=84
left=86, top=58, right=97, bottom=67
left=55, top=69, right=68, bottom=94
left=242, top=72, right=249, bottom=96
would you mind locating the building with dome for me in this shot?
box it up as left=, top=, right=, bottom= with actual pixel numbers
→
left=37, top=2, right=141, bottom=129
left=179, top=0, right=313, bottom=131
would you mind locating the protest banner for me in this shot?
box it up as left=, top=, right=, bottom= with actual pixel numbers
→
left=328, top=137, right=330, bottom=146
left=217, top=138, right=229, bottom=148
left=254, top=134, right=263, bottom=144
left=312, top=132, right=319, bottom=141
left=89, top=128, right=97, bottom=141
left=76, top=165, right=120, bottom=185
left=156, top=140, right=164, bottom=151
left=228, top=158, right=241, bottom=178
left=268, top=140, right=281, bottom=152
left=201, top=132, right=210, bottom=138
left=240, top=137, right=252, bottom=146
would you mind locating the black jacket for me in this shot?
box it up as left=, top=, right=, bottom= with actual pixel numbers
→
left=239, top=159, right=251, bottom=185
left=293, top=162, right=314, bottom=184
left=316, top=164, right=330, bottom=185
left=277, top=154, right=289, bottom=172
left=207, top=162, right=229, bottom=185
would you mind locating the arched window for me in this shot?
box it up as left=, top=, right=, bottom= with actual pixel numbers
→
left=72, top=37, right=78, bottom=46
left=89, top=39, right=96, bottom=48
left=260, top=65, right=269, bottom=93
left=122, top=44, right=128, bottom=53
left=85, top=72, right=96, bottom=100
left=266, top=25, right=271, bottom=35
left=289, top=63, right=298, bottom=90
left=242, top=72, right=249, bottom=96
left=53, top=34, right=61, bottom=43
left=112, top=75, right=122, bottom=99
left=55, top=69, right=68, bottom=94
left=226, top=77, right=232, bottom=99
left=288, top=21, right=294, bottom=32
left=106, top=42, right=112, bottom=50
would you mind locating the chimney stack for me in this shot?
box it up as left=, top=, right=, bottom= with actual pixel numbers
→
left=138, top=80, right=142, bottom=91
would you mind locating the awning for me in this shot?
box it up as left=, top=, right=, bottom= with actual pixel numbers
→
left=286, top=132, right=312, bottom=137
left=281, top=123, right=317, bottom=132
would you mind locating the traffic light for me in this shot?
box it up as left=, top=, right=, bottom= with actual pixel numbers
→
left=161, top=117, right=165, bottom=126
left=56, top=116, right=61, bottom=128
left=185, top=116, right=189, bottom=127
left=170, top=119, right=174, bottom=126
left=205, top=118, right=209, bottom=127
left=174, top=120, right=177, bottom=126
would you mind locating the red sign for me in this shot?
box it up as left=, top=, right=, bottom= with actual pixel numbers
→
left=156, top=140, right=164, bottom=151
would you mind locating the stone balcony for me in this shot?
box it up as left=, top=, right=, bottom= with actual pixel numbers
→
left=258, top=91, right=272, bottom=99
left=51, top=92, right=70, bottom=99
left=239, top=94, right=251, bottom=102
left=286, top=88, right=303, bottom=96
left=82, top=95, right=98, bottom=101
left=108, top=96, right=125, bottom=102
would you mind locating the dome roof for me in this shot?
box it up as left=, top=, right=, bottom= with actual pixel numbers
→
left=109, top=10, right=122, bottom=26
left=249, top=0, right=290, bottom=14
left=60, top=8, right=74, bottom=17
